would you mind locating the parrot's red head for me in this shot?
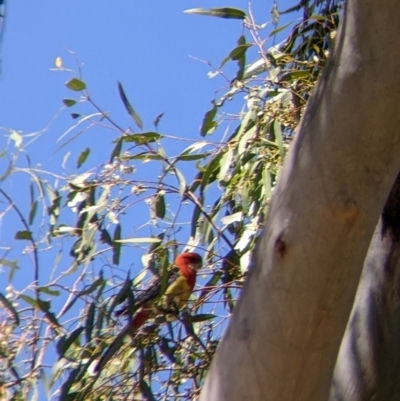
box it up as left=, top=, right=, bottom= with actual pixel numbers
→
left=175, top=252, right=202, bottom=290
left=175, top=252, right=202, bottom=272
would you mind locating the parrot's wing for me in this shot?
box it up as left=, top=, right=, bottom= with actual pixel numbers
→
left=115, top=276, right=164, bottom=317
left=134, top=276, right=162, bottom=306
left=134, top=269, right=181, bottom=305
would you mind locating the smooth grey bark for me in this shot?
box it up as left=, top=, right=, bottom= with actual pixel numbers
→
left=329, top=175, right=400, bottom=401
left=200, top=1, right=400, bottom=400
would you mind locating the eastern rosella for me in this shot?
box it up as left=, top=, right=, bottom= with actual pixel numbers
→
left=116, top=252, right=202, bottom=330
left=94, top=252, right=202, bottom=372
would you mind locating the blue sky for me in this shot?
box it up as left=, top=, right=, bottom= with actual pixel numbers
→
left=0, top=1, right=295, bottom=398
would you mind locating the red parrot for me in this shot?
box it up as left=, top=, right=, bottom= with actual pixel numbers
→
left=116, top=252, right=202, bottom=330
left=94, top=252, right=202, bottom=372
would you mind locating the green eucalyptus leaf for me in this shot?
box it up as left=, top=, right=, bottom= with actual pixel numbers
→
left=110, top=138, right=123, bottom=163
left=153, top=112, right=165, bottom=129
left=15, top=230, right=33, bottom=241
left=77, top=147, right=90, bottom=168
left=29, top=200, right=38, bottom=225
left=189, top=313, right=217, bottom=323
left=279, top=69, right=311, bottom=82
left=218, top=148, right=233, bottom=182
left=122, top=132, right=162, bottom=145
left=66, top=78, right=86, bottom=91
left=117, top=81, right=143, bottom=129
left=200, top=104, right=217, bottom=137
left=185, top=7, right=247, bottom=20
left=176, top=153, right=207, bottom=161
left=39, top=286, right=61, bottom=296
left=113, top=224, right=122, bottom=265
left=152, top=192, right=166, bottom=219
left=269, top=21, right=293, bottom=37
left=62, top=99, right=77, bottom=107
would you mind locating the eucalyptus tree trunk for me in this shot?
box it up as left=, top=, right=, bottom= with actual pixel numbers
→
left=329, top=175, right=400, bottom=401
left=200, top=1, right=400, bottom=400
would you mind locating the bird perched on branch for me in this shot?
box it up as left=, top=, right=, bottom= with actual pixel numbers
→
left=94, top=252, right=202, bottom=372
left=116, top=252, right=202, bottom=330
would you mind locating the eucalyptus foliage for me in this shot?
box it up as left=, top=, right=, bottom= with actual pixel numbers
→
left=0, top=1, right=343, bottom=400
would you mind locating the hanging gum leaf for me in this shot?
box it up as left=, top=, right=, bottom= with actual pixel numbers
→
left=113, top=224, right=121, bottom=265
left=62, top=99, right=77, bottom=107
left=117, top=81, right=143, bottom=129
left=15, top=230, right=33, bottom=240
left=152, top=192, right=166, bottom=219
left=200, top=104, right=217, bottom=137
left=220, top=35, right=251, bottom=69
left=29, top=200, right=38, bottom=225
left=153, top=112, right=165, bottom=129
left=110, top=138, right=122, bottom=163
left=66, top=78, right=86, bottom=92
left=77, top=147, right=90, bottom=168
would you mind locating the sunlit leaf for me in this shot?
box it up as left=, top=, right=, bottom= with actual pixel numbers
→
left=272, top=119, right=285, bottom=158
left=70, top=172, right=92, bottom=187
left=62, top=99, right=77, bottom=107
left=152, top=192, right=166, bottom=219
left=184, top=7, right=247, bottom=20
left=15, top=230, right=33, bottom=240
left=220, top=41, right=251, bottom=69
left=176, top=153, right=207, bottom=161
left=221, top=212, right=243, bottom=225
left=279, top=69, right=311, bottom=82
left=218, top=148, right=233, bottom=182
left=243, top=57, right=269, bottom=79
left=125, top=153, right=164, bottom=161
left=19, top=294, right=38, bottom=308
left=122, top=132, right=162, bottom=145
left=200, top=104, right=217, bottom=137
left=66, top=78, right=86, bottom=91
left=10, top=130, right=22, bottom=148
left=77, top=147, right=90, bottom=168
left=175, top=167, right=187, bottom=196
